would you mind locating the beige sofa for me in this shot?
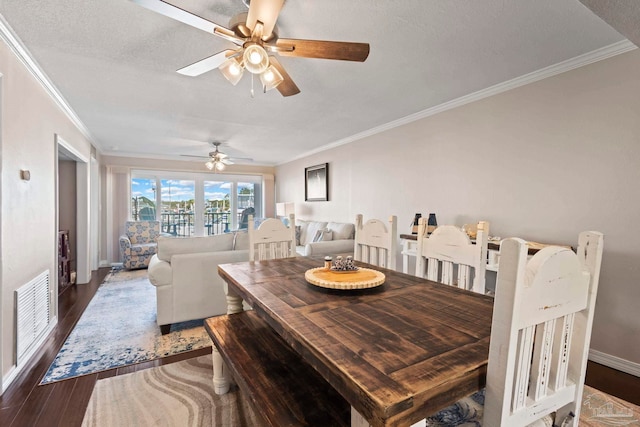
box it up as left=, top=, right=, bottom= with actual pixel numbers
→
left=295, top=219, right=355, bottom=256
left=148, top=232, right=249, bottom=334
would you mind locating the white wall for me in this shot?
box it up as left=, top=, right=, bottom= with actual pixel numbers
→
left=276, top=50, right=640, bottom=367
left=0, top=38, right=93, bottom=383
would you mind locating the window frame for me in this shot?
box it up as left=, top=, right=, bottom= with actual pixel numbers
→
left=130, top=169, right=262, bottom=236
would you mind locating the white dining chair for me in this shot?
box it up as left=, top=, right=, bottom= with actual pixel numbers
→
left=424, top=231, right=604, bottom=426
left=354, top=214, right=398, bottom=270
left=248, top=214, right=296, bottom=261
left=414, top=219, right=490, bottom=294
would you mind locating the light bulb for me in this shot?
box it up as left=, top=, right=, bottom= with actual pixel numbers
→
left=263, top=70, right=274, bottom=82
left=229, top=63, right=241, bottom=76
left=243, top=44, right=269, bottom=74
left=205, top=160, right=214, bottom=170
left=249, top=51, right=262, bottom=64
left=216, top=162, right=226, bottom=171
left=219, top=57, right=244, bottom=85
left=259, top=65, right=283, bottom=91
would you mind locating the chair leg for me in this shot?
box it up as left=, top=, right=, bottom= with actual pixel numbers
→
left=160, top=324, right=171, bottom=335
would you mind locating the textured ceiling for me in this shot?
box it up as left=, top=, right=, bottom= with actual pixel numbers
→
left=0, top=0, right=627, bottom=166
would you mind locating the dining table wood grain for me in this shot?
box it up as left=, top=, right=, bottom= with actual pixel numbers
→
left=217, top=256, right=494, bottom=427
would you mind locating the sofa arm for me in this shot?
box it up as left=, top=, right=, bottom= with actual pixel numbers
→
left=303, top=240, right=354, bottom=257
left=148, top=254, right=171, bottom=287
left=164, top=250, right=249, bottom=324
left=119, top=234, right=132, bottom=259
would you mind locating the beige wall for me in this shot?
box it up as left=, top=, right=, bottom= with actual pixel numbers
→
left=1, top=38, right=93, bottom=382
left=276, top=50, right=640, bottom=366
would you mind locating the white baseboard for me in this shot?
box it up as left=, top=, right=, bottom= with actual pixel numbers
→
left=2, top=316, right=58, bottom=394
left=590, top=349, right=640, bottom=377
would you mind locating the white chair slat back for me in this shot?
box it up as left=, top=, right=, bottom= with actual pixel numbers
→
left=483, top=231, right=604, bottom=426
left=415, top=220, right=490, bottom=294
left=248, top=214, right=296, bottom=262
left=354, top=214, right=398, bottom=270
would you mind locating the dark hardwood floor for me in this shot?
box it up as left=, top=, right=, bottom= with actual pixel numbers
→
left=0, top=267, right=637, bottom=426
left=0, top=267, right=211, bottom=427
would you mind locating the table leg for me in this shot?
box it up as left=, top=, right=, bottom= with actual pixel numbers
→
left=214, top=288, right=245, bottom=394
left=212, top=346, right=230, bottom=395
left=226, top=292, right=244, bottom=315
left=402, top=252, right=409, bottom=274
left=351, top=408, right=370, bottom=427
left=351, top=407, right=427, bottom=427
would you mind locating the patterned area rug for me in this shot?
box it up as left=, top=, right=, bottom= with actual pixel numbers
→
left=424, top=385, right=640, bottom=426
left=41, top=269, right=211, bottom=384
left=82, top=355, right=262, bottom=427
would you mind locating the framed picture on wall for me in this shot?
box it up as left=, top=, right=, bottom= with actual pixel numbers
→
left=305, top=163, right=329, bottom=201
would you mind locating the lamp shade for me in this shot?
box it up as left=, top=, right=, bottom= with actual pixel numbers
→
left=260, top=65, right=284, bottom=91
left=243, top=44, right=269, bottom=74
left=276, top=202, right=295, bottom=217
left=219, top=57, right=244, bottom=85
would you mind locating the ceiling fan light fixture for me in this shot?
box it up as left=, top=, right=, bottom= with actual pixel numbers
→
left=260, top=65, right=284, bottom=91
left=205, top=159, right=215, bottom=170
left=215, top=161, right=226, bottom=171
left=219, top=57, right=244, bottom=85
left=243, top=44, right=269, bottom=74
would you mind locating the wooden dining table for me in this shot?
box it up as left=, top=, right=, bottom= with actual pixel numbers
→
left=217, top=256, right=494, bottom=427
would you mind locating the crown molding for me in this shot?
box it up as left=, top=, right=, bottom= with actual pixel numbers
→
left=0, top=14, right=101, bottom=150
left=281, top=40, right=637, bottom=165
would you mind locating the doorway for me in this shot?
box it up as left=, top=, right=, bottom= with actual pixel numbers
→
left=56, top=135, right=91, bottom=289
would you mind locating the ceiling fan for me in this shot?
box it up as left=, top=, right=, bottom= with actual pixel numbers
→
left=131, top=0, right=370, bottom=96
left=181, top=142, right=252, bottom=171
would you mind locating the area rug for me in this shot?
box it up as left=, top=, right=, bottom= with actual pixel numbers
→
left=423, top=385, right=640, bottom=426
left=41, top=269, right=211, bottom=384
left=81, top=355, right=262, bottom=427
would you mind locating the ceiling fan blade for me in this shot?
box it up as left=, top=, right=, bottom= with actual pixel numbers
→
left=177, top=50, right=236, bottom=76
left=275, top=38, right=370, bottom=62
left=180, top=154, right=209, bottom=159
left=269, top=56, right=300, bottom=97
left=222, top=159, right=234, bottom=165
left=131, top=0, right=243, bottom=45
left=180, top=154, right=252, bottom=162
left=246, top=0, right=284, bottom=39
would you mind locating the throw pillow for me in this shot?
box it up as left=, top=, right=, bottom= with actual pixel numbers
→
left=312, top=229, right=333, bottom=242
left=295, top=226, right=301, bottom=246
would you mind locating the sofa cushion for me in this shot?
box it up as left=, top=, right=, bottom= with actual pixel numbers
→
left=327, top=222, right=355, bottom=240
left=299, top=221, right=328, bottom=246
left=233, top=230, right=250, bottom=250
left=157, top=233, right=235, bottom=262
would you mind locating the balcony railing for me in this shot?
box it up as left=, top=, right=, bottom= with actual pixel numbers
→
left=132, top=211, right=248, bottom=236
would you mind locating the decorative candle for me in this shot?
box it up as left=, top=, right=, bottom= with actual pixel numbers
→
left=324, top=256, right=333, bottom=270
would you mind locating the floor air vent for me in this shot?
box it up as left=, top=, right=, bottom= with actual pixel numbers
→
left=15, top=270, right=51, bottom=363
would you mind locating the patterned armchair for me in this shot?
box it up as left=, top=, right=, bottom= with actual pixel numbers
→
left=119, top=220, right=161, bottom=269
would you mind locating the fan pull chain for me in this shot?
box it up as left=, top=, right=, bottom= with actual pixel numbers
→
left=251, top=73, right=255, bottom=98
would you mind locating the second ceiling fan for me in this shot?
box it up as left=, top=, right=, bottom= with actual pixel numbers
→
left=132, top=0, right=370, bottom=96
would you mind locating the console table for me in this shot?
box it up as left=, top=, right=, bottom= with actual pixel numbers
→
left=400, top=233, right=571, bottom=275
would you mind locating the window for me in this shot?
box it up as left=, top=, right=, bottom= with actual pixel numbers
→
left=130, top=170, right=262, bottom=236
left=161, top=179, right=195, bottom=236
left=204, top=180, right=231, bottom=235
left=131, top=178, right=157, bottom=221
